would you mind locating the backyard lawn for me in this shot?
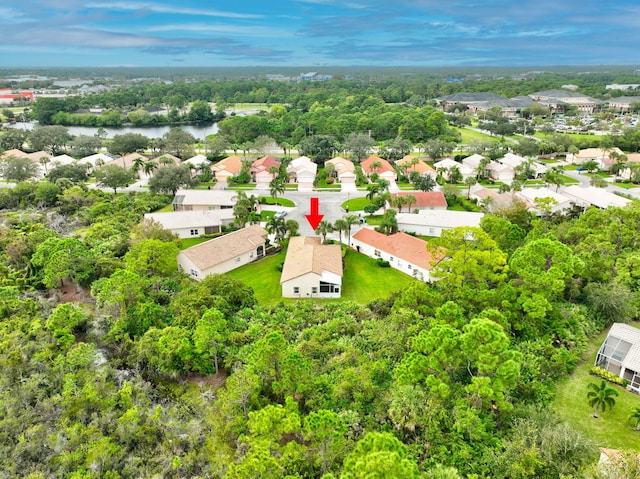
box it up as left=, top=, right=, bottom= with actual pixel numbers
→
left=225, top=246, right=416, bottom=306
left=342, top=196, right=373, bottom=211
left=554, top=325, right=640, bottom=451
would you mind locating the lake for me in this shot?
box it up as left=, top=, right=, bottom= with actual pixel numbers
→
left=7, top=121, right=219, bottom=141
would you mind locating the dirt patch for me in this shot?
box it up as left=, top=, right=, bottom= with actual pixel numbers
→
left=184, top=369, right=229, bottom=389
left=57, top=282, right=94, bottom=305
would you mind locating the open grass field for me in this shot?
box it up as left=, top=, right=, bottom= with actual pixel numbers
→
left=456, top=127, right=501, bottom=144
left=225, top=246, right=416, bottom=306
left=177, top=237, right=210, bottom=250
left=553, top=325, right=640, bottom=451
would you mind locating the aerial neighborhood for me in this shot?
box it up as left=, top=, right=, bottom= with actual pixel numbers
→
left=3, top=67, right=640, bottom=477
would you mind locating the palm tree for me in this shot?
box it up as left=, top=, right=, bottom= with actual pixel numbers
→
left=587, top=380, right=619, bottom=418
left=344, top=215, right=359, bottom=246
left=142, top=160, right=158, bottom=177
left=315, top=220, right=333, bottom=243
left=39, top=156, right=51, bottom=175
left=159, top=155, right=175, bottom=167
left=266, top=215, right=287, bottom=245
left=269, top=178, right=285, bottom=203
left=131, top=156, right=146, bottom=176
left=366, top=183, right=380, bottom=201
left=404, top=194, right=417, bottom=212
left=333, top=218, right=349, bottom=245
left=464, top=176, right=477, bottom=199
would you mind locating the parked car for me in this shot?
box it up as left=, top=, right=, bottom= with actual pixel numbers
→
left=274, top=210, right=287, bottom=219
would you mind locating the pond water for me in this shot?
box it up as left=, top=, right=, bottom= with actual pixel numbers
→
left=7, top=121, right=219, bottom=141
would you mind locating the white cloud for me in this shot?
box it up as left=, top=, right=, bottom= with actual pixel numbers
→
left=86, top=2, right=263, bottom=19
left=146, top=24, right=290, bottom=38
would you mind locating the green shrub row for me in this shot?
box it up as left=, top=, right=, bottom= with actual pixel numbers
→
left=590, top=366, right=629, bottom=386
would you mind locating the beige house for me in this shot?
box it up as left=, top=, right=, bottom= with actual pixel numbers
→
left=325, top=157, right=357, bottom=191
left=433, top=158, right=475, bottom=181
left=177, top=224, right=268, bottom=280
left=212, top=155, right=244, bottom=184
left=567, top=147, right=625, bottom=170
left=280, top=236, right=343, bottom=298
left=143, top=209, right=235, bottom=238
left=396, top=156, right=436, bottom=179
left=172, top=189, right=237, bottom=211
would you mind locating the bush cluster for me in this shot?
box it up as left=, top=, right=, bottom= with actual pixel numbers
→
left=590, top=366, right=629, bottom=386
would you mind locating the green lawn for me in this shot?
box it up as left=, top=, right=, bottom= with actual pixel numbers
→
left=178, top=237, right=211, bottom=250
left=225, top=247, right=416, bottom=306
left=342, top=196, right=372, bottom=211
left=152, top=203, right=174, bottom=213
left=456, top=127, right=501, bottom=144
left=261, top=197, right=296, bottom=207
left=554, top=326, right=640, bottom=451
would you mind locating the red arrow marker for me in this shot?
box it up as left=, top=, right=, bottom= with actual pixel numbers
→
left=305, top=197, right=324, bottom=230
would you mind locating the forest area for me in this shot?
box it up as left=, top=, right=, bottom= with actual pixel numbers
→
left=1, top=70, right=640, bottom=477
left=1, top=180, right=640, bottom=478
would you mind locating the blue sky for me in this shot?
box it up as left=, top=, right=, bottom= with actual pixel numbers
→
left=0, top=0, right=638, bottom=67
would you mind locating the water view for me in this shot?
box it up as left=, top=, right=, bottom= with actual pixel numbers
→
left=7, top=121, right=219, bottom=140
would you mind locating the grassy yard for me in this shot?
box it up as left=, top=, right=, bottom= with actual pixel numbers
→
left=260, top=197, right=296, bottom=207
left=177, top=237, right=210, bottom=250
left=225, top=246, right=416, bottom=306
left=342, top=196, right=372, bottom=211
left=554, top=325, right=640, bottom=451
left=152, top=203, right=174, bottom=213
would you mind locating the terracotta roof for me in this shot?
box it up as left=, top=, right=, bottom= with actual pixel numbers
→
left=396, top=156, right=436, bottom=175
left=25, top=151, right=52, bottom=162
left=352, top=228, right=439, bottom=270
left=390, top=192, right=447, bottom=208
left=179, top=224, right=267, bottom=271
left=280, top=236, right=343, bottom=283
left=212, top=155, right=244, bottom=175
left=361, top=156, right=394, bottom=174
left=251, top=155, right=280, bottom=173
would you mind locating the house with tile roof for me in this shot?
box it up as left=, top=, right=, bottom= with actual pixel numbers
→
left=325, top=157, right=357, bottom=191
left=172, top=189, right=237, bottom=211
left=280, top=236, right=343, bottom=298
left=515, top=187, right=574, bottom=214
left=595, top=323, right=640, bottom=393
left=177, top=224, right=268, bottom=279
left=433, top=158, right=475, bottom=181
left=395, top=156, right=436, bottom=179
left=396, top=210, right=484, bottom=237
left=211, top=155, right=244, bottom=184
left=361, top=156, right=396, bottom=183
left=561, top=185, right=631, bottom=209
left=103, top=153, right=147, bottom=171
left=144, top=209, right=235, bottom=238
left=287, top=156, right=317, bottom=192
left=567, top=147, right=625, bottom=170
left=388, top=192, right=447, bottom=212
left=351, top=227, right=440, bottom=282
left=250, top=155, right=280, bottom=180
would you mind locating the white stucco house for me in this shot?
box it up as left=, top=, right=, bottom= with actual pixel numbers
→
left=280, top=236, right=343, bottom=298
left=172, top=189, right=237, bottom=211
left=396, top=210, right=484, bottom=237
left=287, top=156, right=317, bottom=192
left=143, top=209, right=235, bottom=238
left=177, top=224, right=268, bottom=280
left=561, top=185, right=631, bottom=209
left=433, top=158, right=475, bottom=181
left=351, top=227, right=441, bottom=282
left=515, top=187, right=575, bottom=214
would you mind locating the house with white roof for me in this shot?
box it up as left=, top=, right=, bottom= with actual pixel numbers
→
left=497, top=152, right=547, bottom=178
left=433, top=158, right=474, bottom=181
left=50, top=154, right=77, bottom=167
left=80, top=153, right=114, bottom=170
left=287, top=156, right=317, bottom=192
left=280, top=236, right=343, bottom=298
left=595, top=323, right=640, bottom=393
left=515, top=187, right=575, bottom=214
left=177, top=224, right=268, bottom=280
left=487, top=160, right=515, bottom=184
left=561, top=185, right=631, bottom=209
left=396, top=210, right=484, bottom=237
left=172, top=189, right=237, bottom=211
left=461, top=154, right=488, bottom=176
left=144, top=209, right=235, bottom=238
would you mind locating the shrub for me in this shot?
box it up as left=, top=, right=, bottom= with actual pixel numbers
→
left=590, top=366, right=629, bottom=386
left=376, top=258, right=390, bottom=268
left=275, top=262, right=284, bottom=272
